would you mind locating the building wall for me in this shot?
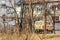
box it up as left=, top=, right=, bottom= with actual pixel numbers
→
left=0, top=0, right=15, bottom=16
left=0, top=0, right=15, bottom=26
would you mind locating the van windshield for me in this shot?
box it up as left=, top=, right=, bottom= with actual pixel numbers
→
left=46, top=22, right=52, bottom=25
left=35, top=21, right=42, bottom=25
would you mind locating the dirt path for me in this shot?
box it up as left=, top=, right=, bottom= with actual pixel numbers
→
left=43, top=37, right=60, bottom=40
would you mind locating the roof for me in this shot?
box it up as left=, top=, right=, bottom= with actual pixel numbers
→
left=25, top=0, right=60, bottom=3
left=16, top=0, right=60, bottom=5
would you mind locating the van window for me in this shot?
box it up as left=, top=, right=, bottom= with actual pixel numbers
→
left=35, top=21, right=42, bottom=25
left=46, top=22, right=50, bottom=25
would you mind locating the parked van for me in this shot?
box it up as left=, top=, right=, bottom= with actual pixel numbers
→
left=34, top=20, right=54, bottom=33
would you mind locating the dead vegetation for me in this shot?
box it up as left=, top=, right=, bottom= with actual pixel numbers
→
left=0, top=28, right=60, bottom=40
left=0, top=28, right=42, bottom=40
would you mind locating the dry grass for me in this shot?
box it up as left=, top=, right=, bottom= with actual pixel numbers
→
left=0, top=28, right=60, bottom=40
left=0, top=32, right=60, bottom=40
left=0, top=28, right=41, bottom=40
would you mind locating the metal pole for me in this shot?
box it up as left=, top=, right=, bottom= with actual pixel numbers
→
left=29, top=0, right=34, bottom=32
left=43, top=3, right=46, bottom=34
left=54, top=10, right=55, bottom=34
left=43, top=1, right=46, bottom=40
left=20, top=0, right=24, bottom=31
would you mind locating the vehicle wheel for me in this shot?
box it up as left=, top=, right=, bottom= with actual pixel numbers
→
left=51, top=30, right=54, bottom=33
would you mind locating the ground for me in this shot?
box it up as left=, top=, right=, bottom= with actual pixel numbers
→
left=0, top=31, right=60, bottom=40
left=0, top=33, right=60, bottom=40
left=44, top=37, right=60, bottom=40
